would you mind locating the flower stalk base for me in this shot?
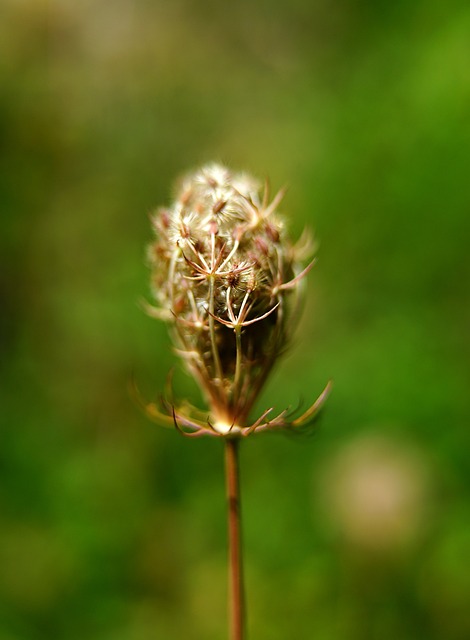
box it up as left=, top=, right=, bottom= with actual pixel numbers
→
left=225, top=438, right=245, bottom=640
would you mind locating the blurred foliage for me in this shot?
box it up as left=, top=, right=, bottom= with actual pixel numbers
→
left=1, top=0, right=469, bottom=638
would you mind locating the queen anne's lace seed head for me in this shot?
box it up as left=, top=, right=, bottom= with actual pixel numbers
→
left=145, top=164, right=330, bottom=437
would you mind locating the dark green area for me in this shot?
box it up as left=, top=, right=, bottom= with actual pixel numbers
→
left=1, top=1, right=469, bottom=638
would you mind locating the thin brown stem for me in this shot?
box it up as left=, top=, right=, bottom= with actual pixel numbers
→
left=225, top=438, right=245, bottom=640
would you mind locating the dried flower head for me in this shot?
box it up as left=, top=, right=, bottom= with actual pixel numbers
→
left=142, top=164, right=330, bottom=437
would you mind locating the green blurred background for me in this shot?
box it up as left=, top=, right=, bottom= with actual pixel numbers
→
left=1, top=0, right=469, bottom=638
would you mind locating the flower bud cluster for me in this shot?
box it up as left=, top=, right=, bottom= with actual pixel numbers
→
left=147, top=164, right=326, bottom=436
